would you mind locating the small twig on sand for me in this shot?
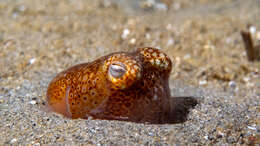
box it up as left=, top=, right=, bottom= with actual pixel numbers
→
left=240, top=30, right=255, bottom=61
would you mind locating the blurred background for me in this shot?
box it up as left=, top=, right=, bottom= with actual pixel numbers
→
left=0, top=0, right=259, bottom=145
left=1, top=0, right=259, bottom=88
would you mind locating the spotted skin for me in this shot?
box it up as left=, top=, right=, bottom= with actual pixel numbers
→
left=47, top=47, right=172, bottom=124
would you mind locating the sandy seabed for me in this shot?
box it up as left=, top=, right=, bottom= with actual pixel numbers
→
left=0, top=0, right=259, bottom=145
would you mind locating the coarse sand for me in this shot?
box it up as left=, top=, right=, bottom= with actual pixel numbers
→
left=0, top=0, right=259, bottom=145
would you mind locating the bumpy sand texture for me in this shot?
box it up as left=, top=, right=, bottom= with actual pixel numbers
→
left=0, top=0, right=259, bottom=145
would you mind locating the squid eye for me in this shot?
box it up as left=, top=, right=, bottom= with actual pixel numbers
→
left=109, top=63, right=127, bottom=78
